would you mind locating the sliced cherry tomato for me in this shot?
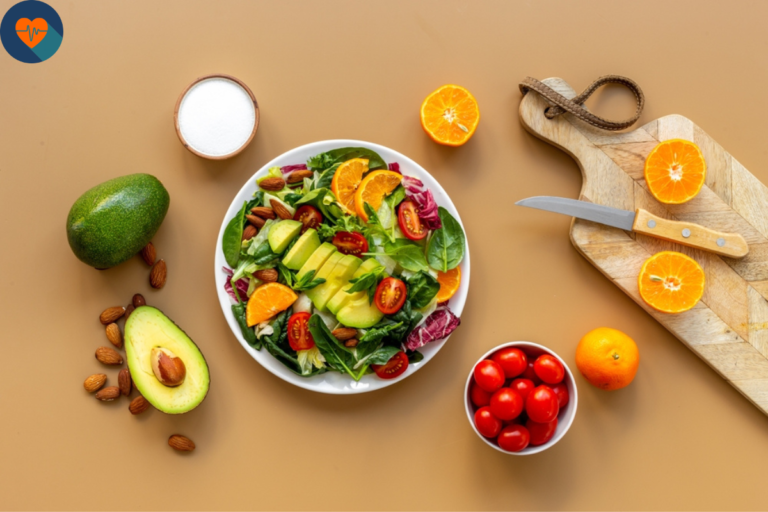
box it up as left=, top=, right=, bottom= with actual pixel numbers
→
left=526, top=417, right=558, bottom=446
left=372, top=351, right=408, bottom=379
left=525, top=385, right=559, bottom=423
left=293, top=205, right=323, bottom=233
left=510, top=378, right=536, bottom=402
left=397, top=199, right=427, bottom=241
left=490, top=387, right=524, bottom=421
left=550, top=383, right=570, bottom=408
left=492, top=348, right=527, bottom=379
left=332, top=231, right=368, bottom=257
left=374, top=277, right=406, bottom=314
left=522, top=360, right=541, bottom=384
left=473, top=360, right=505, bottom=393
left=287, top=312, right=314, bottom=351
left=498, top=424, right=531, bottom=452
left=474, top=406, right=502, bottom=438
left=533, top=354, right=565, bottom=384
left=470, top=383, right=492, bottom=407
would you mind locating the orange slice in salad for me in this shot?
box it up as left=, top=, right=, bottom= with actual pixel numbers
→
left=644, top=139, right=706, bottom=204
left=420, top=84, right=480, bottom=146
left=331, top=158, right=369, bottom=214
left=637, top=251, right=704, bottom=314
left=246, top=282, right=298, bottom=326
left=436, top=267, right=461, bottom=303
left=354, top=170, right=403, bottom=222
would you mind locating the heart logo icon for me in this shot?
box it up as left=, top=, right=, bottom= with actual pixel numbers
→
left=15, top=18, right=48, bottom=48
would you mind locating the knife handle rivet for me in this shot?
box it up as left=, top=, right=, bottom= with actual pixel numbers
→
left=717, top=238, right=726, bottom=247
left=682, top=228, right=691, bottom=238
left=647, top=220, right=656, bottom=228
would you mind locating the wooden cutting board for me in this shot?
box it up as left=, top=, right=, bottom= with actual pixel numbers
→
left=519, top=78, right=768, bottom=414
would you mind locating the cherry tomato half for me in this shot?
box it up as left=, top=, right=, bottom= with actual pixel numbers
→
left=374, top=277, right=407, bottom=314
left=287, top=312, right=314, bottom=351
left=522, top=360, right=541, bottom=384
left=293, top=205, right=323, bottom=233
left=525, top=385, right=559, bottom=423
left=490, top=387, right=524, bottom=421
left=372, top=351, right=409, bottom=379
left=492, top=348, right=528, bottom=379
left=474, top=406, right=502, bottom=438
left=332, top=231, right=369, bottom=257
left=473, top=360, right=506, bottom=393
left=498, top=424, right=531, bottom=452
left=526, top=417, right=558, bottom=446
left=397, top=199, right=427, bottom=241
left=550, top=383, right=570, bottom=408
left=533, top=354, right=565, bottom=384
left=470, top=383, right=492, bottom=407
left=510, top=378, right=536, bottom=402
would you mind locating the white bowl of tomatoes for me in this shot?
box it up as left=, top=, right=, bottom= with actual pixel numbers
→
left=464, top=342, right=577, bottom=455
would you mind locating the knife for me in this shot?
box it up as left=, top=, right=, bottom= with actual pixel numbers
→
left=516, top=196, right=749, bottom=259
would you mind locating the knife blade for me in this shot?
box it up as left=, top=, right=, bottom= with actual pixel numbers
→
left=516, top=196, right=749, bottom=259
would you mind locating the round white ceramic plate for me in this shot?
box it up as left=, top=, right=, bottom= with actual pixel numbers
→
left=214, top=139, right=470, bottom=394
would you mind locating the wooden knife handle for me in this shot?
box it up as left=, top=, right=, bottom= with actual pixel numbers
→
left=632, top=209, right=749, bottom=259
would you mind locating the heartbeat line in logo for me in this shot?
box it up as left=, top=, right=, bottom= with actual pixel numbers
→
left=16, top=25, right=47, bottom=42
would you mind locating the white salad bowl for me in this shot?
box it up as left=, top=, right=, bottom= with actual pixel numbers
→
left=215, top=139, right=470, bottom=394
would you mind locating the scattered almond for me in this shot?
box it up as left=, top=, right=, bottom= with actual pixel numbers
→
left=242, top=224, right=257, bottom=241
left=140, top=242, right=157, bottom=266
left=83, top=374, right=107, bottom=393
left=129, top=395, right=151, bottom=415
left=95, top=386, right=121, bottom=401
left=245, top=214, right=266, bottom=228
left=250, top=206, right=276, bottom=219
left=254, top=268, right=278, bottom=283
left=286, top=169, right=314, bottom=184
left=344, top=338, right=359, bottom=348
left=259, top=176, right=286, bottom=192
left=125, top=304, right=135, bottom=321
left=168, top=434, right=196, bottom=452
left=99, top=306, right=126, bottom=325
left=95, top=346, right=123, bottom=365
left=105, top=323, right=122, bottom=349
left=150, top=259, right=167, bottom=289
left=270, top=199, right=293, bottom=220
left=332, top=327, right=357, bottom=341
left=118, top=368, right=132, bottom=396
left=132, top=293, right=146, bottom=307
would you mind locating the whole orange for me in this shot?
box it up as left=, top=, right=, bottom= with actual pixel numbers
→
left=575, top=327, right=639, bottom=391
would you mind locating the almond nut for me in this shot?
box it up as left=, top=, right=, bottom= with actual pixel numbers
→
left=286, top=169, right=314, bottom=184
left=83, top=374, right=107, bottom=393
left=105, top=323, right=122, bottom=349
left=150, top=259, right=167, bottom=289
left=168, top=434, right=196, bottom=452
left=253, top=268, right=278, bottom=283
left=150, top=347, right=186, bottom=387
left=140, top=242, right=156, bottom=266
left=95, top=386, right=121, bottom=401
left=132, top=293, right=146, bottom=307
left=242, top=224, right=257, bottom=241
left=270, top=199, right=293, bottom=220
left=99, top=306, right=126, bottom=325
left=95, top=346, right=123, bottom=365
left=259, top=176, right=286, bottom=192
left=245, top=214, right=266, bottom=228
left=125, top=304, right=135, bottom=322
left=344, top=338, right=359, bottom=348
left=250, top=207, right=276, bottom=219
left=118, top=368, right=132, bottom=396
left=332, top=327, right=357, bottom=341
left=129, top=395, right=151, bottom=415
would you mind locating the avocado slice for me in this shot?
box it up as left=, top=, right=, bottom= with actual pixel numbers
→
left=268, top=220, right=303, bottom=254
left=306, top=254, right=362, bottom=312
left=66, top=173, right=170, bottom=269
left=297, top=242, right=337, bottom=279
left=327, top=258, right=382, bottom=315
left=125, top=306, right=210, bottom=414
left=282, top=228, right=321, bottom=270
left=336, top=293, right=385, bottom=328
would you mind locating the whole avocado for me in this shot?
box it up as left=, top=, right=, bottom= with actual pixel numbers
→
left=66, top=174, right=170, bottom=269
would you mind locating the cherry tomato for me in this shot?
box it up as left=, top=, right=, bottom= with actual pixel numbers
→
left=470, top=383, right=491, bottom=407
left=473, top=360, right=505, bottom=393
left=533, top=354, right=565, bottom=384
left=525, top=385, right=559, bottom=423
left=397, top=199, right=427, bottom=241
left=374, top=277, right=407, bottom=314
left=474, top=406, right=502, bottom=438
left=522, top=360, right=541, bottom=384
left=550, top=383, right=570, bottom=408
left=372, top=351, right=408, bottom=379
left=287, top=312, right=314, bottom=351
left=293, top=205, right=323, bottom=233
left=526, top=417, right=558, bottom=446
left=497, top=424, right=531, bottom=452
left=510, top=378, right=536, bottom=402
left=332, top=231, right=368, bottom=257
left=492, top=347, right=527, bottom=379
left=489, top=387, right=524, bottom=421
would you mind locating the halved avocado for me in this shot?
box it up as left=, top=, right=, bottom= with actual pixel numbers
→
left=125, top=306, right=210, bottom=414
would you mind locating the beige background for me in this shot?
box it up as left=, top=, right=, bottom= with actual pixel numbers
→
left=2, top=0, right=768, bottom=510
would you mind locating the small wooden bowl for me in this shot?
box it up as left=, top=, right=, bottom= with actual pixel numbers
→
left=173, top=73, right=260, bottom=160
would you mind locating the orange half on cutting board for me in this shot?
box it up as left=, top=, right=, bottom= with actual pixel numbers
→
left=638, top=251, right=704, bottom=313
left=420, top=85, right=480, bottom=146
left=331, top=158, right=369, bottom=214
left=644, top=139, right=706, bottom=204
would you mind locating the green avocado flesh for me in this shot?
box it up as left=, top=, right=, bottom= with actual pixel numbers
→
left=327, top=258, right=382, bottom=315
left=125, top=306, right=210, bottom=415
left=337, top=292, right=385, bottom=328
left=307, top=254, right=361, bottom=312
left=297, top=243, right=336, bottom=279
left=282, top=228, right=320, bottom=270
left=66, top=174, right=170, bottom=269
left=268, top=220, right=303, bottom=253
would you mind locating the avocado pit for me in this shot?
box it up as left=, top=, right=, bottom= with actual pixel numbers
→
left=151, top=347, right=187, bottom=387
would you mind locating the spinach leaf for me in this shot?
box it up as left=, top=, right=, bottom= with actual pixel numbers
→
left=364, top=346, right=401, bottom=366
left=346, top=266, right=385, bottom=304
left=307, top=147, right=387, bottom=172
left=295, top=188, right=344, bottom=222
left=386, top=185, right=406, bottom=211
left=282, top=193, right=304, bottom=207
left=387, top=299, right=423, bottom=342
left=309, top=314, right=358, bottom=378
left=222, top=201, right=247, bottom=267
left=250, top=242, right=280, bottom=266
left=277, top=262, right=294, bottom=288
left=382, top=239, right=429, bottom=272
left=261, top=310, right=303, bottom=374
left=407, top=271, right=440, bottom=309
left=407, top=350, right=424, bottom=364
left=363, top=203, right=395, bottom=243
left=293, top=269, right=326, bottom=292
left=231, top=302, right=258, bottom=348
left=427, top=207, right=466, bottom=272
left=244, top=191, right=264, bottom=222
left=314, top=163, right=341, bottom=189
left=356, top=321, right=404, bottom=357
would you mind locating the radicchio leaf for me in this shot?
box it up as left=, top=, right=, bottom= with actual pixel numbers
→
left=281, top=163, right=308, bottom=174
left=223, top=266, right=249, bottom=303
left=388, top=162, right=401, bottom=174
left=401, top=176, right=441, bottom=229
left=405, top=305, right=461, bottom=351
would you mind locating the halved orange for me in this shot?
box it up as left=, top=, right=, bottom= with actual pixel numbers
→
left=644, top=139, right=706, bottom=204
left=246, top=282, right=298, bottom=326
left=420, top=84, right=480, bottom=146
left=436, top=267, right=461, bottom=302
left=331, top=158, right=369, bottom=214
left=354, top=170, right=403, bottom=221
left=638, top=251, right=704, bottom=314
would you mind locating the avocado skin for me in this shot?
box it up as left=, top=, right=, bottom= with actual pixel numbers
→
left=66, top=174, right=170, bottom=269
